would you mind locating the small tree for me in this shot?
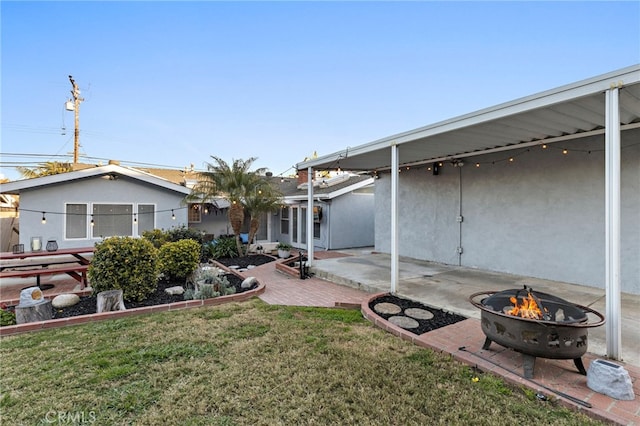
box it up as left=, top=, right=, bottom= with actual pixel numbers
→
left=243, top=181, right=282, bottom=255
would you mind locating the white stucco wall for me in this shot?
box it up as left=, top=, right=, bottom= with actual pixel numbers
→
left=375, top=128, right=640, bottom=295
left=18, top=176, right=189, bottom=249
left=329, top=191, right=375, bottom=249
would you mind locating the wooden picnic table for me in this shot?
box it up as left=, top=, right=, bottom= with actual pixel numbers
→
left=0, top=246, right=95, bottom=289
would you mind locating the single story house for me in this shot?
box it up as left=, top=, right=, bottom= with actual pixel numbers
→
left=0, top=164, right=191, bottom=250
left=1, top=161, right=375, bottom=253
left=297, top=65, right=640, bottom=360
left=270, top=170, right=375, bottom=251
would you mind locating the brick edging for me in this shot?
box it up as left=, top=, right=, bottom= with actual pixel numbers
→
left=0, top=281, right=265, bottom=337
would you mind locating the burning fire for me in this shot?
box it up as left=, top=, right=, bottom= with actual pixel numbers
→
left=506, top=291, right=549, bottom=320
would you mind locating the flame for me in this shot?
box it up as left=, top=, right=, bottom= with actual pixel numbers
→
left=506, top=292, right=548, bottom=320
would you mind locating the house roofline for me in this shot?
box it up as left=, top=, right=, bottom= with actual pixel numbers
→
left=0, top=164, right=192, bottom=195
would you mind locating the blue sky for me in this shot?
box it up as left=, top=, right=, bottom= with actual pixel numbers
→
left=1, top=1, right=639, bottom=181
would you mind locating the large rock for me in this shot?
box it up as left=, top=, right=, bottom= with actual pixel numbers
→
left=165, top=286, right=184, bottom=295
left=587, top=359, right=635, bottom=400
left=52, top=293, right=80, bottom=308
left=241, top=277, right=258, bottom=289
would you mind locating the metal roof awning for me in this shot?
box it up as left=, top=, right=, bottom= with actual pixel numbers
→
left=298, top=65, right=640, bottom=172
left=297, top=65, right=640, bottom=362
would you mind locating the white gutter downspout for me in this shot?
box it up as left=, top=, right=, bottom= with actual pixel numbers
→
left=307, top=166, right=314, bottom=267
left=605, top=87, right=622, bottom=360
left=390, top=143, right=399, bottom=293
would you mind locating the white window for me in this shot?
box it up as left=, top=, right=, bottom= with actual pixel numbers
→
left=137, top=204, right=155, bottom=235
left=92, top=204, right=133, bottom=238
left=280, top=207, right=289, bottom=234
left=65, top=203, right=87, bottom=239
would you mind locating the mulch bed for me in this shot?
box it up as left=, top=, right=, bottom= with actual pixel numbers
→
left=48, top=255, right=277, bottom=320
left=369, top=294, right=467, bottom=335
left=214, top=254, right=276, bottom=269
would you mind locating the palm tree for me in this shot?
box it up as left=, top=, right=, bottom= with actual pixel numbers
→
left=243, top=181, right=283, bottom=255
left=17, top=161, right=73, bottom=178
left=188, top=156, right=278, bottom=255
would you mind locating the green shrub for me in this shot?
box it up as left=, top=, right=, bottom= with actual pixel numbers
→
left=210, top=236, right=239, bottom=259
left=142, top=228, right=169, bottom=249
left=167, top=225, right=204, bottom=244
left=89, top=237, right=159, bottom=302
left=201, top=241, right=216, bottom=262
left=158, top=239, right=201, bottom=282
left=144, top=226, right=209, bottom=262
left=0, top=305, right=16, bottom=327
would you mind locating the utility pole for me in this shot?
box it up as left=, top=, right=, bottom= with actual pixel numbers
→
left=68, top=75, right=84, bottom=164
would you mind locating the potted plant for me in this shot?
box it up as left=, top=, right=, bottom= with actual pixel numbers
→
left=276, top=242, right=292, bottom=258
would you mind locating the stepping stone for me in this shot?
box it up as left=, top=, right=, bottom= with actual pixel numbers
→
left=373, top=302, right=402, bottom=315
left=405, top=308, right=434, bottom=320
left=388, top=316, right=419, bottom=329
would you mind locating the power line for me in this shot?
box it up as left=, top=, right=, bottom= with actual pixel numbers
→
left=0, top=153, right=205, bottom=171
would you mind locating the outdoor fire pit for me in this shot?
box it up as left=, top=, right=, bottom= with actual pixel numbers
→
left=469, top=286, right=605, bottom=378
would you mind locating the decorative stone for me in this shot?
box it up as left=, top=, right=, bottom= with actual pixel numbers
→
left=587, top=359, right=635, bottom=400
left=373, top=302, right=402, bottom=315
left=18, top=287, right=46, bottom=308
left=405, top=308, right=434, bottom=320
left=238, top=268, right=248, bottom=272
left=247, top=265, right=256, bottom=269
left=52, top=293, right=80, bottom=308
left=165, top=286, right=184, bottom=295
left=388, top=315, right=419, bottom=329
left=241, top=277, right=258, bottom=289
left=229, top=265, right=240, bottom=269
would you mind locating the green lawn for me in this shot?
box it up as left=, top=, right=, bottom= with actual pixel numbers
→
left=0, top=299, right=603, bottom=425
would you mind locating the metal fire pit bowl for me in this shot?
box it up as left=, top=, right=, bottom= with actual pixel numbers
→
left=469, top=289, right=605, bottom=379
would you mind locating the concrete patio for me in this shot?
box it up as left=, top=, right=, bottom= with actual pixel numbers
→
left=310, top=249, right=640, bottom=368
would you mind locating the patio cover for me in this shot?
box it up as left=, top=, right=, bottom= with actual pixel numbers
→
left=299, top=65, right=639, bottom=172
left=298, top=65, right=640, bottom=360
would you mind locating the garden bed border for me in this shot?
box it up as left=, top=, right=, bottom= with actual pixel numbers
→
left=0, top=273, right=265, bottom=337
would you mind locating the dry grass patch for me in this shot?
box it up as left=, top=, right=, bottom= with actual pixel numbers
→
left=0, top=299, right=603, bottom=425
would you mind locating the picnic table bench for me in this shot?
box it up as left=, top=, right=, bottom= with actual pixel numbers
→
left=0, top=247, right=94, bottom=289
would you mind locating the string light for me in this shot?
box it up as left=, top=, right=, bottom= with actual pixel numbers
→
left=133, top=213, right=137, bottom=224
left=90, top=215, right=95, bottom=226
left=562, top=149, right=568, bottom=154
left=542, top=144, right=548, bottom=149
left=171, top=210, right=176, bottom=220
left=22, top=207, right=188, bottom=220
